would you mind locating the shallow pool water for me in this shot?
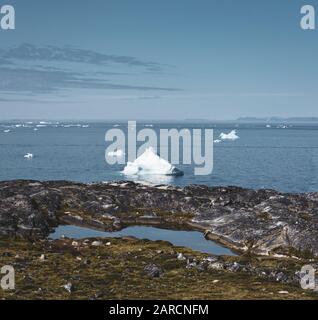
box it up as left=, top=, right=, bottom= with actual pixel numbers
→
left=50, top=225, right=236, bottom=256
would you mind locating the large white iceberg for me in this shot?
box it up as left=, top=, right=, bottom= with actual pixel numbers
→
left=123, top=147, right=183, bottom=176
left=219, top=130, right=239, bottom=141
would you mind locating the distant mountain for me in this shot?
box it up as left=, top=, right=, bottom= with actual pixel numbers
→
left=237, top=117, right=318, bottom=123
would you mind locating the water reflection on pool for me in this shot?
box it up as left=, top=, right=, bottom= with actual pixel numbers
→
left=50, top=225, right=236, bottom=256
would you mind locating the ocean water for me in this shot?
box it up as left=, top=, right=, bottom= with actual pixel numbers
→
left=1, top=121, right=318, bottom=193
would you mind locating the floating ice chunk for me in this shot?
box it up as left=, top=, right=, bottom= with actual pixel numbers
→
left=24, top=153, right=34, bottom=159
left=62, top=124, right=81, bottom=128
left=123, top=147, right=183, bottom=176
left=33, top=128, right=38, bottom=131
left=266, top=124, right=271, bottom=128
left=107, top=149, right=125, bottom=157
left=214, top=139, right=222, bottom=144
left=219, top=130, right=239, bottom=141
left=3, top=129, right=10, bottom=133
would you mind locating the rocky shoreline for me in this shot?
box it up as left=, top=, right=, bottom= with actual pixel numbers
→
left=1, top=180, right=318, bottom=299
left=1, top=180, right=318, bottom=259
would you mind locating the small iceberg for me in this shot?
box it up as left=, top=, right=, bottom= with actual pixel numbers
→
left=107, top=149, right=125, bottom=158
left=214, top=139, right=222, bottom=144
left=24, top=153, right=34, bottom=159
left=3, top=129, right=10, bottom=133
left=123, top=147, right=183, bottom=176
left=219, top=130, right=239, bottom=141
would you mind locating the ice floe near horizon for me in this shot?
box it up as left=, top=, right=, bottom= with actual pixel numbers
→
left=123, top=147, right=183, bottom=176
left=219, top=130, right=239, bottom=141
left=3, top=129, right=10, bottom=133
left=214, top=139, right=222, bottom=144
left=62, top=124, right=83, bottom=128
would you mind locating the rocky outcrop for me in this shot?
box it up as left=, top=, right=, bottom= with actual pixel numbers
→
left=0, top=180, right=318, bottom=259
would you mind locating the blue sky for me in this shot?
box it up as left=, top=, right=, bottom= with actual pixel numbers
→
left=0, top=0, right=317, bottom=120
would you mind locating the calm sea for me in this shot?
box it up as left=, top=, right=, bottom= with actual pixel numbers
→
left=1, top=121, right=318, bottom=193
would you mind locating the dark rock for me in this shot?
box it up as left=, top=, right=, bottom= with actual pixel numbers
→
left=83, top=259, right=91, bottom=265
left=186, top=259, right=206, bottom=272
left=1, top=180, right=318, bottom=259
left=144, top=263, right=163, bottom=278
left=226, top=262, right=242, bottom=272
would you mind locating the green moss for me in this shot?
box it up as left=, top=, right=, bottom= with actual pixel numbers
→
left=256, top=212, right=272, bottom=221
left=0, top=237, right=316, bottom=300
left=298, top=212, right=313, bottom=221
